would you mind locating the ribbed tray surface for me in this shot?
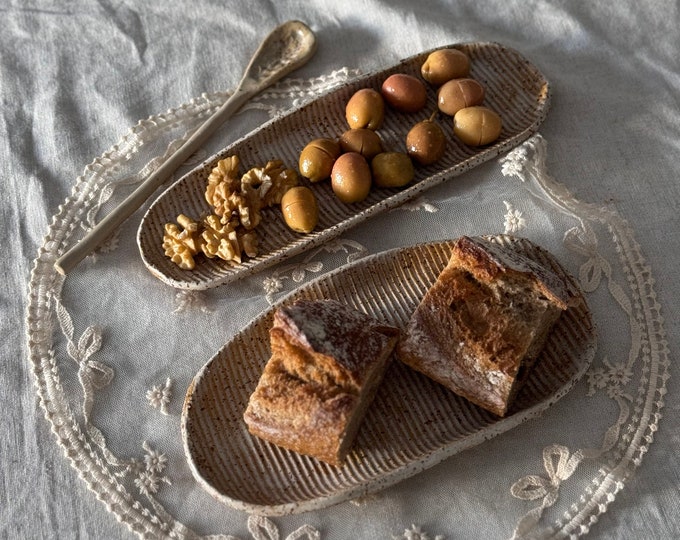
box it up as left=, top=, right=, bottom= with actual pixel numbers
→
left=139, top=42, right=550, bottom=289
left=182, top=236, right=595, bottom=515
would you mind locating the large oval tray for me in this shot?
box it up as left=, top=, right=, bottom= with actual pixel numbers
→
left=138, top=42, right=550, bottom=290
left=181, top=236, right=595, bottom=516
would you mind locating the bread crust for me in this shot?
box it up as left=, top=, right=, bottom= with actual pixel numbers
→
left=244, top=299, right=399, bottom=466
left=398, top=236, right=581, bottom=417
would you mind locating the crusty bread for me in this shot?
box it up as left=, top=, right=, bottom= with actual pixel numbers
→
left=243, top=299, right=399, bottom=466
left=398, top=236, right=581, bottom=417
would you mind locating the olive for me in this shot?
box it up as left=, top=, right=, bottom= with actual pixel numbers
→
left=421, top=48, right=470, bottom=85
left=298, top=138, right=341, bottom=182
left=381, top=73, right=428, bottom=113
left=339, top=128, right=383, bottom=159
left=453, top=106, right=502, bottom=146
left=371, top=152, right=415, bottom=188
left=345, top=88, right=385, bottom=130
left=437, top=78, right=485, bottom=116
left=406, top=115, right=446, bottom=165
left=331, top=152, right=372, bottom=203
left=281, top=186, right=319, bottom=233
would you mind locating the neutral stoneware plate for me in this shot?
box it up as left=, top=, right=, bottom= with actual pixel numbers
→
left=181, top=235, right=596, bottom=516
left=138, top=42, right=550, bottom=290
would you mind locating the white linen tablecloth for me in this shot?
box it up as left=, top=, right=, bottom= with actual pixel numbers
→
left=3, top=1, right=679, bottom=538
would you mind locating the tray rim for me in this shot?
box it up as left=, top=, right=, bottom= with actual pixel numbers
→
left=181, top=237, right=596, bottom=516
left=138, top=41, right=552, bottom=290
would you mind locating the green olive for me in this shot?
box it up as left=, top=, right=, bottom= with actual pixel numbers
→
left=421, top=48, right=471, bottom=85
left=345, top=88, right=385, bottom=130
left=406, top=117, right=446, bottom=165
left=437, top=78, right=485, bottom=116
left=281, top=186, right=319, bottom=233
left=339, top=128, right=383, bottom=159
left=453, top=106, right=502, bottom=146
left=371, top=152, right=415, bottom=188
left=381, top=73, right=428, bottom=113
left=298, top=138, right=341, bottom=183
left=331, top=152, right=372, bottom=203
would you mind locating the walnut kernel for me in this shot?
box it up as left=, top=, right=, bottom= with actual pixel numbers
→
left=163, top=155, right=297, bottom=270
left=162, top=214, right=205, bottom=270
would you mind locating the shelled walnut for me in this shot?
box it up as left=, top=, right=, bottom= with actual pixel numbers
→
left=205, top=155, right=241, bottom=217
left=241, top=159, right=299, bottom=207
left=205, top=157, right=299, bottom=230
left=163, top=213, right=260, bottom=268
left=201, top=215, right=258, bottom=264
left=162, top=214, right=205, bottom=270
left=163, top=155, right=298, bottom=270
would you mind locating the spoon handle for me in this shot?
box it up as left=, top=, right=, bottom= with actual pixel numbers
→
left=54, top=87, right=252, bottom=275
left=54, top=20, right=316, bottom=275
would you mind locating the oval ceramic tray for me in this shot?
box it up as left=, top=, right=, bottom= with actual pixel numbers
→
left=181, top=236, right=596, bottom=516
left=139, top=42, right=550, bottom=290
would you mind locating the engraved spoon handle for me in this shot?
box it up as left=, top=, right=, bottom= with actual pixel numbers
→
left=55, top=20, right=316, bottom=275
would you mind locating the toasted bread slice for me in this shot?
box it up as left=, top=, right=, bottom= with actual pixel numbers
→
left=398, top=236, right=580, bottom=416
left=244, top=299, right=399, bottom=466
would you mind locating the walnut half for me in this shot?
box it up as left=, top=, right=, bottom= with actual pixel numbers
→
left=163, top=212, right=260, bottom=268
left=163, top=155, right=297, bottom=270
left=205, top=155, right=241, bottom=217
left=205, top=157, right=299, bottom=230
left=162, top=214, right=204, bottom=270
left=201, top=215, right=258, bottom=264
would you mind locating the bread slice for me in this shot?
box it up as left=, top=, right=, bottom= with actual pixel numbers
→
left=398, top=236, right=580, bottom=417
left=244, top=299, right=399, bottom=466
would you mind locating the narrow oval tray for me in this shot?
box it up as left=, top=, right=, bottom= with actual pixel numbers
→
left=138, top=42, right=550, bottom=290
left=181, top=236, right=595, bottom=516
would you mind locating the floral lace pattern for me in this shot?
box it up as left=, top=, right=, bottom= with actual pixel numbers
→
left=501, top=136, right=669, bottom=538
left=392, top=524, right=445, bottom=540
left=261, top=238, right=368, bottom=303
left=503, top=200, right=526, bottom=233
left=147, top=378, right=173, bottom=415
left=26, top=67, right=668, bottom=539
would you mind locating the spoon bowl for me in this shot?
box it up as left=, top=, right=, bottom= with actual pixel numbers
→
left=240, top=20, right=317, bottom=92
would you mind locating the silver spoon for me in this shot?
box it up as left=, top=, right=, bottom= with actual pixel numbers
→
left=55, top=20, right=317, bottom=275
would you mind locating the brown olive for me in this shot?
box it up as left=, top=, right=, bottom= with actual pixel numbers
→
left=453, top=106, right=502, bottom=146
left=381, top=73, right=428, bottom=113
left=437, top=78, right=485, bottom=116
left=345, top=88, right=385, bottom=130
left=331, top=152, right=372, bottom=203
left=421, top=48, right=471, bottom=85
left=371, top=152, right=415, bottom=188
left=406, top=116, right=446, bottom=165
left=298, top=138, right=341, bottom=182
left=281, top=186, right=319, bottom=233
left=339, top=128, right=383, bottom=159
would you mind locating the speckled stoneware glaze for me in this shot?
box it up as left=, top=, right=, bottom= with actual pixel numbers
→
left=181, top=236, right=596, bottom=516
left=138, top=42, right=551, bottom=290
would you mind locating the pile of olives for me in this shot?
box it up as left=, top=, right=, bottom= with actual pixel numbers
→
left=285, top=47, right=503, bottom=233
left=296, top=81, right=419, bottom=209
left=423, top=48, right=502, bottom=146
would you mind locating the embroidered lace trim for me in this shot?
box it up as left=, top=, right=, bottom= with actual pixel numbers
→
left=26, top=69, right=668, bottom=539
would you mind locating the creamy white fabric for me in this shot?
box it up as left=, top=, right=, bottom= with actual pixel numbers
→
left=3, top=1, right=680, bottom=539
